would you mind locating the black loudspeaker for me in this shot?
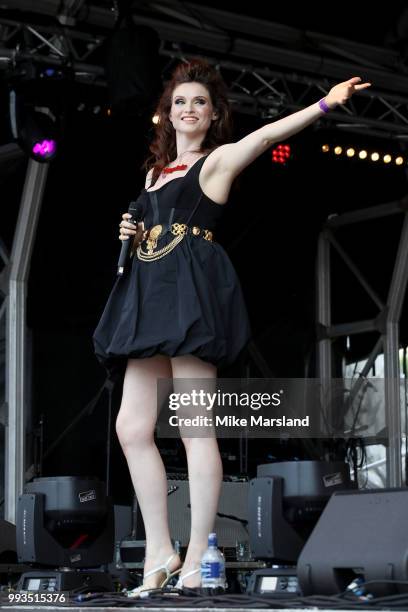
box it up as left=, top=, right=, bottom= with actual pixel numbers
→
left=297, top=488, right=408, bottom=596
left=167, top=477, right=249, bottom=550
left=248, top=476, right=304, bottom=563
left=248, top=461, right=354, bottom=563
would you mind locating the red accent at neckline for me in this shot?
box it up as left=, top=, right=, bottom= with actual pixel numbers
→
left=162, top=164, right=188, bottom=174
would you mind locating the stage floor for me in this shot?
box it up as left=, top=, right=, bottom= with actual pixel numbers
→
left=0, top=608, right=389, bottom=612
left=0, top=595, right=400, bottom=611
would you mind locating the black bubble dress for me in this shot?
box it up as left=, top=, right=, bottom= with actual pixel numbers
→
left=93, top=155, right=251, bottom=378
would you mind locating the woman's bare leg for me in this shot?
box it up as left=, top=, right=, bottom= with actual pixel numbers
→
left=116, top=355, right=181, bottom=587
left=171, top=355, right=222, bottom=587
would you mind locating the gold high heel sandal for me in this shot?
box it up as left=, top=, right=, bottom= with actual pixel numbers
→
left=127, top=552, right=181, bottom=597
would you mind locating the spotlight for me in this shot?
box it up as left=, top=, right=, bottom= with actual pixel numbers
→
left=396, top=156, right=404, bottom=165
left=152, top=114, right=159, bottom=124
left=33, top=140, right=57, bottom=158
left=271, top=143, right=291, bottom=164
left=7, top=60, right=66, bottom=162
left=334, top=146, right=342, bottom=155
left=383, top=154, right=392, bottom=164
left=321, top=144, right=330, bottom=153
left=359, top=150, right=368, bottom=159
left=9, top=92, right=58, bottom=162
left=346, top=148, right=355, bottom=157
left=16, top=476, right=114, bottom=592
left=371, top=152, right=380, bottom=161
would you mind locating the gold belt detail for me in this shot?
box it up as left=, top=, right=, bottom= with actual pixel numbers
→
left=137, top=224, right=213, bottom=262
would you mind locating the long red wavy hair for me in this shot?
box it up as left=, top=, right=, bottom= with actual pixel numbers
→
left=144, top=59, right=232, bottom=186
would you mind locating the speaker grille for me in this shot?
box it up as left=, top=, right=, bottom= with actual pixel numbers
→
left=167, top=479, right=249, bottom=547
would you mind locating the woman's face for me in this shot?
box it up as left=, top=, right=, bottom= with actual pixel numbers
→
left=169, top=82, right=217, bottom=136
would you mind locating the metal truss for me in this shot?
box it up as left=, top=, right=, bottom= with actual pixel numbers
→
left=160, top=45, right=408, bottom=139
left=1, top=1, right=408, bottom=137
left=0, top=143, right=47, bottom=523
left=316, top=199, right=408, bottom=487
left=0, top=14, right=105, bottom=84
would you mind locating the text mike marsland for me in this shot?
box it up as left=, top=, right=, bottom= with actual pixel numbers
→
left=168, top=414, right=310, bottom=427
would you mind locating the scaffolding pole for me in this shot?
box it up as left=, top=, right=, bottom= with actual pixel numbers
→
left=5, top=159, right=48, bottom=523
left=317, top=201, right=408, bottom=487
left=383, top=213, right=408, bottom=486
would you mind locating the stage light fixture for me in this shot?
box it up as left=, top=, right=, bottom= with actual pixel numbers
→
left=9, top=91, right=58, bottom=162
left=321, top=142, right=404, bottom=168
left=7, top=61, right=67, bottom=163
left=248, top=461, right=355, bottom=564
left=32, top=139, right=57, bottom=159
left=271, top=143, right=291, bottom=164
left=152, top=114, right=159, bottom=124
left=16, top=476, right=114, bottom=592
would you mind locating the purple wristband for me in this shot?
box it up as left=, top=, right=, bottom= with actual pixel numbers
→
left=318, top=98, right=330, bottom=113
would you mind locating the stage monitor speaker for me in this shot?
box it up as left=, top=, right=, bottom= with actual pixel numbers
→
left=297, top=488, right=408, bottom=596
left=167, top=477, right=249, bottom=549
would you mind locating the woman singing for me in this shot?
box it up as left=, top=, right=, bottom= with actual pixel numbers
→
left=93, top=59, right=370, bottom=593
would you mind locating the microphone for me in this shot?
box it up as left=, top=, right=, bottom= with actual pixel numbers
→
left=117, top=200, right=143, bottom=276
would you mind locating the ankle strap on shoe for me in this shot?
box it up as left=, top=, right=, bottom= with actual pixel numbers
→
left=144, top=552, right=177, bottom=579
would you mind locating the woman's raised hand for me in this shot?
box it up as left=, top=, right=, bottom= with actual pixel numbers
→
left=325, top=77, right=371, bottom=109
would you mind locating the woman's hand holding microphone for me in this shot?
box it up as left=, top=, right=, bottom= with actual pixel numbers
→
left=119, top=213, right=145, bottom=245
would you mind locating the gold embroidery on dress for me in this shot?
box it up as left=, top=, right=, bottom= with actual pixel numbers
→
left=146, top=224, right=162, bottom=254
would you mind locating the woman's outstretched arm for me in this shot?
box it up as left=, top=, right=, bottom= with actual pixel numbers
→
left=213, top=77, right=371, bottom=180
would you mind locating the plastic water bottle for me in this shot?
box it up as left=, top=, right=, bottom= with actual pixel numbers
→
left=200, top=532, right=226, bottom=590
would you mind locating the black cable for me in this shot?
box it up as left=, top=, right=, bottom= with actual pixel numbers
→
left=187, top=504, right=248, bottom=527
left=43, top=378, right=109, bottom=460
left=12, top=579, right=408, bottom=610
left=66, top=584, right=408, bottom=609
